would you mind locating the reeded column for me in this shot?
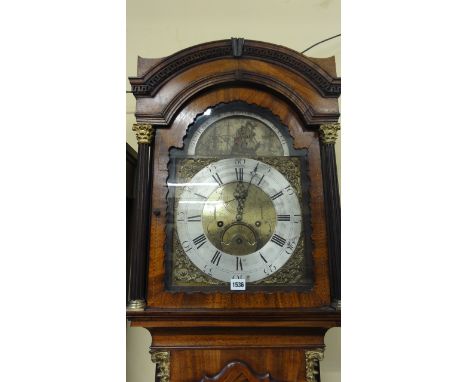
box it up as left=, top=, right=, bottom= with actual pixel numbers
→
left=319, top=122, right=341, bottom=309
left=127, top=123, right=155, bottom=311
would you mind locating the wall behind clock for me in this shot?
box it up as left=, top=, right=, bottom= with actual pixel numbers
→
left=126, top=1, right=341, bottom=381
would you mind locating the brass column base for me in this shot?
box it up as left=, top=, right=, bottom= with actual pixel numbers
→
left=332, top=299, right=341, bottom=310
left=127, top=299, right=146, bottom=311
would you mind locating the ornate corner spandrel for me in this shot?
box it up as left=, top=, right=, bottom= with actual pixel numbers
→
left=305, top=348, right=325, bottom=382
left=133, top=123, right=155, bottom=144
left=319, top=123, right=340, bottom=144
left=150, top=350, right=170, bottom=382
left=200, top=361, right=273, bottom=382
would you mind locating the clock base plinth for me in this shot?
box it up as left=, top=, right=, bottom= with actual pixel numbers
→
left=128, top=309, right=339, bottom=382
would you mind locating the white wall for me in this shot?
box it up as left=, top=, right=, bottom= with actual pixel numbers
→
left=127, top=1, right=341, bottom=381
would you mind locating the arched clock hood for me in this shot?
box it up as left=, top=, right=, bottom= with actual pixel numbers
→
left=129, top=38, right=340, bottom=126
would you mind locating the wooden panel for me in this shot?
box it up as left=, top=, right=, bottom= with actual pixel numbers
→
left=170, top=349, right=308, bottom=382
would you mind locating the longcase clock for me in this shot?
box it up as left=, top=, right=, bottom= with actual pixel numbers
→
left=127, top=38, right=341, bottom=382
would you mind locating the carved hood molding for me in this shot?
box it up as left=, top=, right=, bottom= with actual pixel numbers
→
left=130, top=39, right=340, bottom=99
left=129, top=39, right=340, bottom=126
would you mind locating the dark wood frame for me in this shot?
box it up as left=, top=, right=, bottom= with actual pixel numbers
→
left=127, top=38, right=340, bottom=382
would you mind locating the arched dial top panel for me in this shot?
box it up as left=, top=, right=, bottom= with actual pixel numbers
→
left=188, top=111, right=289, bottom=156
left=175, top=158, right=302, bottom=283
left=182, top=102, right=304, bottom=158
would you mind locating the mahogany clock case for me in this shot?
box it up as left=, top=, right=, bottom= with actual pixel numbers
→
left=127, top=38, right=341, bottom=382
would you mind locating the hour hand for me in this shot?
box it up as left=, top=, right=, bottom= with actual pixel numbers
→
left=233, top=182, right=247, bottom=221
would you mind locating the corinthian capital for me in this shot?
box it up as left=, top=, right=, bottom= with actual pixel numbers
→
left=132, top=123, right=155, bottom=144
left=319, top=122, right=340, bottom=144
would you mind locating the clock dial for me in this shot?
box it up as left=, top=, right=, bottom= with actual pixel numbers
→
left=175, top=158, right=302, bottom=282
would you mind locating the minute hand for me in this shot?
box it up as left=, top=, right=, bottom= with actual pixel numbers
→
left=244, top=165, right=259, bottom=199
left=236, top=164, right=259, bottom=220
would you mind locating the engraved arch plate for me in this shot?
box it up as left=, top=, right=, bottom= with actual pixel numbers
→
left=188, top=111, right=289, bottom=156
left=183, top=102, right=300, bottom=158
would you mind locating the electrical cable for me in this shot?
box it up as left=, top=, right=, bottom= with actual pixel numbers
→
left=301, top=34, right=341, bottom=54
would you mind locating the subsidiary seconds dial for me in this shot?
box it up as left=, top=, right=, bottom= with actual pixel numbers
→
left=175, top=158, right=302, bottom=283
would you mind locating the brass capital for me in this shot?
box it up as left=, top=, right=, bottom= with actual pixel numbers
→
left=305, top=348, right=325, bottom=382
left=150, top=350, right=170, bottom=382
left=132, top=123, right=155, bottom=144
left=319, top=122, right=340, bottom=144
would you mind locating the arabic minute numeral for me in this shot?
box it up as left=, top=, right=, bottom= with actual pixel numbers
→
left=182, top=240, right=192, bottom=252
left=284, top=185, right=294, bottom=195
left=264, top=264, right=277, bottom=275
left=285, top=239, right=296, bottom=254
